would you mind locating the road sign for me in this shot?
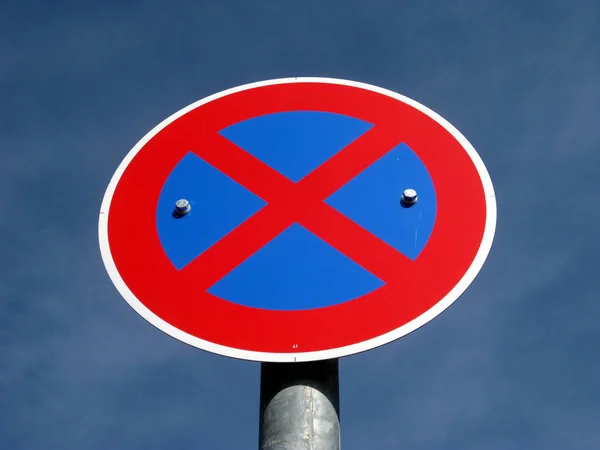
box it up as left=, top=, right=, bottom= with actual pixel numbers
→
left=99, top=78, right=496, bottom=362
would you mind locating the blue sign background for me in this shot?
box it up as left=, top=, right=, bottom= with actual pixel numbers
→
left=156, top=111, right=436, bottom=310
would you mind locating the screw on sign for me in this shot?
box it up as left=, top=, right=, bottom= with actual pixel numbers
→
left=98, top=78, right=497, bottom=363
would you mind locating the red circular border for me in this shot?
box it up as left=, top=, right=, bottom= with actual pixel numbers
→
left=107, top=82, right=487, bottom=354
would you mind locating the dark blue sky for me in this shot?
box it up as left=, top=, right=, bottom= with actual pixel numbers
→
left=1, top=1, right=599, bottom=449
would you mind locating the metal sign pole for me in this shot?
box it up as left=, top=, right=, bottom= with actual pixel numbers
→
left=259, top=359, right=340, bottom=450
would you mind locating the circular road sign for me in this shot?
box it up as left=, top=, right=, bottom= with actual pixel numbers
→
left=99, top=78, right=497, bottom=362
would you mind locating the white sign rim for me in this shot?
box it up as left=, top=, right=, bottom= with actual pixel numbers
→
left=98, top=77, right=497, bottom=363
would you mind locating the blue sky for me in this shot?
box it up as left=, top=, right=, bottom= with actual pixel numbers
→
left=1, top=1, right=599, bottom=449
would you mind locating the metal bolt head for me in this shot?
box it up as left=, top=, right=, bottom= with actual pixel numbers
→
left=174, top=199, right=191, bottom=214
left=401, top=189, right=418, bottom=206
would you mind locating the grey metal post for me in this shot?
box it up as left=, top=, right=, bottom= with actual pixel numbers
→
left=259, top=359, right=340, bottom=450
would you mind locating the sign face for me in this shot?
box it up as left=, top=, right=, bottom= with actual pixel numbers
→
left=99, top=78, right=496, bottom=362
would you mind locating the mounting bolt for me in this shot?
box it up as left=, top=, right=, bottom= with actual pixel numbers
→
left=174, top=199, right=191, bottom=215
left=401, top=189, right=418, bottom=206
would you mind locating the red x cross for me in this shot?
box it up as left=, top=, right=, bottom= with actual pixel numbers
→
left=185, top=124, right=409, bottom=292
